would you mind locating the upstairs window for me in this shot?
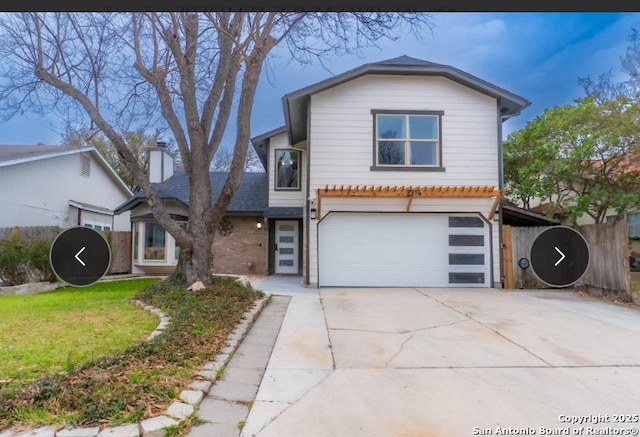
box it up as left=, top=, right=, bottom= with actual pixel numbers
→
left=373, top=111, right=443, bottom=170
left=275, top=149, right=300, bottom=190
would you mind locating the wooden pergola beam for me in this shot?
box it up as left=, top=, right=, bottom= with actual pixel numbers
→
left=314, top=185, right=503, bottom=218
left=317, top=185, right=501, bottom=199
left=488, top=189, right=504, bottom=219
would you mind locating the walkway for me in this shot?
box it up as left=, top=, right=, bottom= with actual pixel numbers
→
left=188, top=273, right=315, bottom=436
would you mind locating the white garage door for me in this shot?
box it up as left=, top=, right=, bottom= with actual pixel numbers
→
left=318, top=212, right=490, bottom=287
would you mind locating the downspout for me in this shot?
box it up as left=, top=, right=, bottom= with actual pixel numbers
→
left=305, top=98, right=312, bottom=287
left=497, top=107, right=505, bottom=289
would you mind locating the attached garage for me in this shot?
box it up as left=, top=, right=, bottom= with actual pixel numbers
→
left=317, top=212, right=491, bottom=287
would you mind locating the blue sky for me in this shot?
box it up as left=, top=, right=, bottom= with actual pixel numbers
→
left=0, top=12, right=638, bottom=146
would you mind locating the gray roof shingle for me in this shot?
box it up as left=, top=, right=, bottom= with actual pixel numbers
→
left=265, top=207, right=303, bottom=219
left=115, top=171, right=268, bottom=215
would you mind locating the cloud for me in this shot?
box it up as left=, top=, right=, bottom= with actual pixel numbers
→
left=455, top=19, right=507, bottom=41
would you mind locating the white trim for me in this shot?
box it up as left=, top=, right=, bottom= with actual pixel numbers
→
left=375, top=113, right=441, bottom=168
left=132, top=221, right=181, bottom=267
left=69, top=200, right=114, bottom=215
left=0, top=146, right=95, bottom=168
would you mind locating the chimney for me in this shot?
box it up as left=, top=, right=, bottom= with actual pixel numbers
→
left=148, top=141, right=174, bottom=183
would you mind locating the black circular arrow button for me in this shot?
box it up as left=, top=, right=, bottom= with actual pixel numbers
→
left=49, top=227, right=111, bottom=287
left=529, top=226, right=590, bottom=288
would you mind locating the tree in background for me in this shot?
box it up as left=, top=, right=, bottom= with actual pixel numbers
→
left=211, top=146, right=264, bottom=172
left=580, top=28, right=640, bottom=102
left=62, top=127, right=174, bottom=192
left=506, top=28, right=640, bottom=225
left=63, top=126, right=262, bottom=192
left=503, top=95, right=640, bottom=225
left=0, top=13, right=433, bottom=284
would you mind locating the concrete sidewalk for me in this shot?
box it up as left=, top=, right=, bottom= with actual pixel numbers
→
left=189, top=275, right=320, bottom=436
left=240, top=278, right=333, bottom=437
left=188, top=295, right=291, bottom=437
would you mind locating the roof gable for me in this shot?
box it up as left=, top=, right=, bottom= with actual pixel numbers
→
left=0, top=144, right=89, bottom=165
left=250, top=126, right=287, bottom=169
left=0, top=144, right=132, bottom=196
left=282, top=55, right=530, bottom=145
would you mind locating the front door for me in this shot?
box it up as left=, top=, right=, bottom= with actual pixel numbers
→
left=275, top=220, right=299, bottom=274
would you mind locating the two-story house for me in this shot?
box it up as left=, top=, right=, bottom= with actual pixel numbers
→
left=254, top=55, right=529, bottom=288
left=116, top=55, right=530, bottom=287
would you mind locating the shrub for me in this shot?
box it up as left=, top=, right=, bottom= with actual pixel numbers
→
left=0, top=235, right=56, bottom=285
left=0, top=235, right=30, bottom=286
left=28, top=240, right=57, bottom=283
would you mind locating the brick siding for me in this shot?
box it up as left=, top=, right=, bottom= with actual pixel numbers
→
left=212, top=215, right=268, bottom=275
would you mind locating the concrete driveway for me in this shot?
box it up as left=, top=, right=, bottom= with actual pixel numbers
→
left=242, top=285, right=640, bottom=437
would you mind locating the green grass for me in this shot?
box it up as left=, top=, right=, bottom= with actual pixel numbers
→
left=0, top=278, right=160, bottom=383
left=0, top=276, right=263, bottom=432
left=632, top=283, right=640, bottom=292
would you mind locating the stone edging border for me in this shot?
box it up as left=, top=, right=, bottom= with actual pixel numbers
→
left=0, top=293, right=271, bottom=437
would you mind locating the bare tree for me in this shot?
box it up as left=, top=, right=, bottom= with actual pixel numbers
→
left=212, top=145, right=263, bottom=172
left=580, top=28, right=640, bottom=101
left=0, top=12, right=433, bottom=284
left=63, top=126, right=182, bottom=191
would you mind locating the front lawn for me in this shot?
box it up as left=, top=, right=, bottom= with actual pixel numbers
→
left=0, top=278, right=160, bottom=384
left=0, top=276, right=263, bottom=433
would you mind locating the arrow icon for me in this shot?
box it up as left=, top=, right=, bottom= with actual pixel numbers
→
left=75, top=246, right=86, bottom=267
left=554, top=246, right=565, bottom=266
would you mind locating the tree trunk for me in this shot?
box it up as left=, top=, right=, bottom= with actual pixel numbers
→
left=174, top=148, right=214, bottom=285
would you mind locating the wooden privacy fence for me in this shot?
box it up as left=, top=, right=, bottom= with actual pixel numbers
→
left=0, top=226, right=60, bottom=241
left=577, top=220, right=631, bottom=302
left=0, top=226, right=131, bottom=275
left=102, top=231, right=132, bottom=275
left=502, top=225, right=551, bottom=289
left=502, top=221, right=632, bottom=302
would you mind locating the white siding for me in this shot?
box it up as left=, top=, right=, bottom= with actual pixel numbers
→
left=268, top=132, right=307, bottom=207
left=309, top=75, right=500, bottom=189
left=307, top=74, right=502, bottom=286
left=0, top=153, right=131, bottom=231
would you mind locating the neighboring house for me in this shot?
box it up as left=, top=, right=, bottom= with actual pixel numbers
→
left=0, top=144, right=132, bottom=232
left=116, top=55, right=530, bottom=287
left=501, top=203, right=558, bottom=227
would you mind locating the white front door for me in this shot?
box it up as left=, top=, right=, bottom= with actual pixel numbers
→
left=275, top=220, right=299, bottom=274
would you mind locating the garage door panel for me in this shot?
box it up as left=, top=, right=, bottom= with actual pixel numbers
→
left=318, top=212, right=490, bottom=287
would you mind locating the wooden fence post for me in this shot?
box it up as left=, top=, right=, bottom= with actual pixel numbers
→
left=502, top=225, right=514, bottom=289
